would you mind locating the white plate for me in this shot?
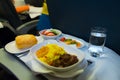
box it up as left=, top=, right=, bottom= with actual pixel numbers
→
left=58, top=34, right=86, bottom=49
left=28, top=58, right=87, bottom=78
left=4, top=36, right=44, bottom=54
left=29, top=40, right=86, bottom=78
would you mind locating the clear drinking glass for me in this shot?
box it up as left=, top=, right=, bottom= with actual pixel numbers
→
left=88, top=27, right=107, bottom=57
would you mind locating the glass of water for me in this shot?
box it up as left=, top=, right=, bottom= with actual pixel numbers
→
left=88, top=27, right=107, bottom=57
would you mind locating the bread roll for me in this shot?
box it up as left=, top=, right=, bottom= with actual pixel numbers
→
left=15, top=34, right=37, bottom=49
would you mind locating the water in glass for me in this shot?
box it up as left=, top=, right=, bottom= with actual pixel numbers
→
left=88, top=27, right=106, bottom=57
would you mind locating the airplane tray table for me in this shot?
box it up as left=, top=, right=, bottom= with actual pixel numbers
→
left=3, top=34, right=120, bottom=80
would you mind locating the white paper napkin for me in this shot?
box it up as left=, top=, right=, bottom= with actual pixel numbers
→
left=29, top=6, right=43, bottom=18
left=0, top=22, right=4, bottom=28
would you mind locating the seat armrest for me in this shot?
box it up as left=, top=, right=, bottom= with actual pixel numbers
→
left=0, top=19, right=16, bottom=34
left=16, top=19, right=39, bottom=35
left=2, top=21, right=16, bottom=34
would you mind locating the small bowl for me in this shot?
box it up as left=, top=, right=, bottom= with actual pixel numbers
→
left=39, top=29, right=62, bottom=40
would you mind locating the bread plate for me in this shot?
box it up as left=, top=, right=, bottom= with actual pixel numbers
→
left=4, top=36, right=44, bottom=54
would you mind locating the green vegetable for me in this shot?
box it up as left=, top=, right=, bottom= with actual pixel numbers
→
left=50, top=29, right=59, bottom=35
left=65, top=39, right=72, bottom=41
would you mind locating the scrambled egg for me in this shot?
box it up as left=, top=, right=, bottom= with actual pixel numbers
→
left=36, top=44, right=66, bottom=65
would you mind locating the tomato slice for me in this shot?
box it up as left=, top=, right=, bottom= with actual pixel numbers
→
left=60, top=37, right=66, bottom=41
left=47, top=32, right=56, bottom=36
left=41, top=30, right=46, bottom=34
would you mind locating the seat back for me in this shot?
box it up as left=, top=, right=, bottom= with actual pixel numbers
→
left=46, top=0, right=120, bottom=54
left=24, top=0, right=44, bottom=7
